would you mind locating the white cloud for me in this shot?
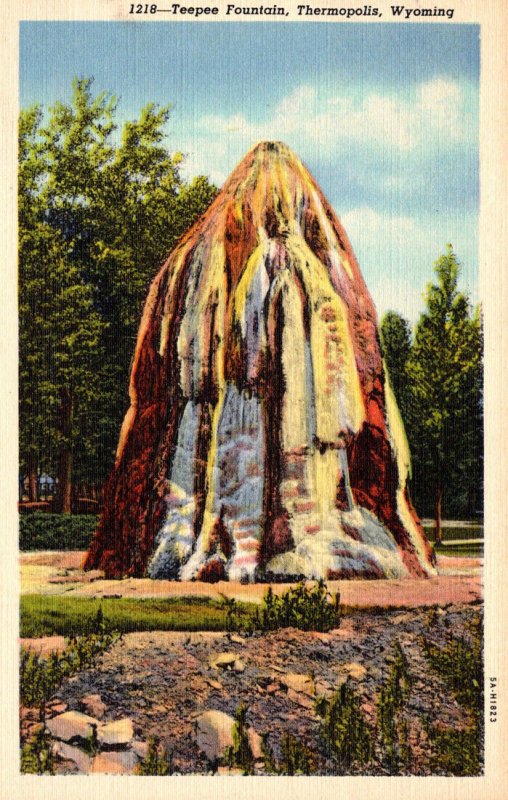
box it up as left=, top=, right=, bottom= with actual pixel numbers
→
left=339, top=205, right=478, bottom=324
left=173, top=78, right=476, bottom=192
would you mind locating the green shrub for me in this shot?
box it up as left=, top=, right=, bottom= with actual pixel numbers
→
left=261, top=731, right=319, bottom=775
left=422, top=628, right=483, bottom=714
left=378, top=641, right=412, bottom=772
left=20, top=607, right=119, bottom=707
left=259, top=580, right=340, bottom=633
left=421, top=622, right=483, bottom=776
left=19, top=513, right=98, bottom=551
left=135, top=737, right=174, bottom=775
left=427, top=724, right=482, bottom=776
left=316, top=682, right=372, bottom=769
left=279, top=733, right=318, bottom=775
left=20, top=728, right=55, bottom=774
left=225, top=703, right=254, bottom=774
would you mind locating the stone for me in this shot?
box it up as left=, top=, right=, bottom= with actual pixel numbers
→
left=233, top=659, right=245, bottom=673
left=80, top=693, right=106, bottom=719
left=217, top=766, right=245, bottom=776
left=287, top=688, right=316, bottom=710
left=46, top=711, right=99, bottom=743
left=46, top=700, right=68, bottom=715
left=209, top=652, right=238, bottom=670
left=51, top=740, right=92, bottom=774
left=90, top=751, right=138, bottom=774
left=280, top=673, right=314, bottom=696
left=341, top=662, right=367, bottom=680
left=196, top=710, right=235, bottom=763
left=84, top=141, right=435, bottom=582
left=248, top=728, right=264, bottom=761
left=131, top=740, right=150, bottom=760
left=97, top=718, right=134, bottom=747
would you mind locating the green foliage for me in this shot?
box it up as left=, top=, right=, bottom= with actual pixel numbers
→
left=19, top=77, right=217, bottom=499
left=422, top=621, right=483, bottom=775
left=20, top=594, right=259, bottom=638
left=259, top=580, right=341, bottom=633
left=279, top=733, right=318, bottom=775
left=380, top=310, right=412, bottom=420
left=316, top=682, right=372, bottom=769
left=406, top=245, right=483, bottom=528
left=20, top=728, right=55, bottom=774
left=378, top=641, right=412, bottom=772
left=257, top=731, right=319, bottom=775
left=135, top=736, right=174, bottom=775
left=19, top=513, right=98, bottom=551
left=426, top=724, right=482, bottom=776
left=20, top=610, right=119, bottom=707
left=225, top=703, right=254, bottom=774
left=422, top=627, right=483, bottom=715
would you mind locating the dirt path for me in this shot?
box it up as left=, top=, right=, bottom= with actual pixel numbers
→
left=20, top=551, right=482, bottom=608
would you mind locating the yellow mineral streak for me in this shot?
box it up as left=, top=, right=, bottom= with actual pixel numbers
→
left=310, top=448, right=340, bottom=518
left=383, top=363, right=411, bottom=482
left=199, top=388, right=226, bottom=550
left=280, top=275, right=309, bottom=451
left=383, top=362, right=436, bottom=574
left=232, top=231, right=268, bottom=333
left=396, top=488, right=437, bottom=575
left=158, top=244, right=192, bottom=358
left=177, top=236, right=225, bottom=397
left=311, top=187, right=354, bottom=280
left=286, top=234, right=365, bottom=436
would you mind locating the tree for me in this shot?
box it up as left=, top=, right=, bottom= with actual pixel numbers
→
left=18, top=78, right=217, bottom=508
left=379, top=311, right=412, bottom=421
left=406, top=245, right=482, bottom=541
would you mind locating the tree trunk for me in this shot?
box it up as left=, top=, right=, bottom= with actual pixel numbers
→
left=54, top=389, right=73, bottom=514
left=26, top=453, right=38, bottom=502
left=434, top=485, right=443, bottom=545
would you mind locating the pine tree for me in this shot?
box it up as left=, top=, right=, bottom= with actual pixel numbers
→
left=407, top=245, right=482, bottom=540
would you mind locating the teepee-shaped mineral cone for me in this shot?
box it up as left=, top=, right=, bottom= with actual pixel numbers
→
left=85, top=141, right=435, bottom=582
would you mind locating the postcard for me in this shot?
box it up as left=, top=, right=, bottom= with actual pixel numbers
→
left=1, top=1, right=507, bottom=798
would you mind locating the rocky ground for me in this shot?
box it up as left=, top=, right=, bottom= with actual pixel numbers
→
left=20, top=602, right=483, bottom=776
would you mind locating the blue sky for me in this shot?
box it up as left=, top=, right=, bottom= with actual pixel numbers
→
left=20, top=22, right=480, bottom=322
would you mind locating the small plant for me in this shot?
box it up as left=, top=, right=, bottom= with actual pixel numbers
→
left=225, top=703, right=254, bottom=774
left=422, top=622, right=483, bottom=776
left=279, top=733, right=318, bottom=775
left=426, top=724, right=482, bottom=776
left=259, top=580, right=340, bottom=633
left=135, top=736, right=174, bottom=775
left=316, top=682, right=372, bottom=769
left=260, top=732, right=318, bottom=775
left=20, top=728, right=55, bottom=774
left=82, top=725, right=99, bottom=757
left=20, top=611, right=120, bottom=708
left=220, top=595, right=238, bottom=633
left=422, top=629, right=483, bottom=714
left=377, top=640, right=412, bottom=772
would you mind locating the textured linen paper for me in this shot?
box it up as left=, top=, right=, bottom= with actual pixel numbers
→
left=1, top=1, right=507, bottom=798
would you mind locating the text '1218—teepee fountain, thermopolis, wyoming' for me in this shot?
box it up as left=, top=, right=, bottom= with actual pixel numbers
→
left=84, top=141, right=435, bottom=583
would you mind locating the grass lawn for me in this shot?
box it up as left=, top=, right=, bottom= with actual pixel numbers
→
left=20, top=594, right=259, bottom=638
left=423, top=524, right=484, bottom=559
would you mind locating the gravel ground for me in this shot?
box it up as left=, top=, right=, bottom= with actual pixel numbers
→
left=21, top=602, right=483, bottom=776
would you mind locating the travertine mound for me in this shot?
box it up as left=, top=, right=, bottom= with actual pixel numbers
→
left=85, top=141, right=435, bottom=581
